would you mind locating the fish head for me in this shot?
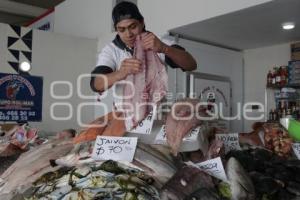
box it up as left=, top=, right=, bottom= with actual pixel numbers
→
left=226, top=157, right=256, bottom=200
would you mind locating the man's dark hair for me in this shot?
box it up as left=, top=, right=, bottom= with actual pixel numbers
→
left=112, top=1, right=144, bottom=27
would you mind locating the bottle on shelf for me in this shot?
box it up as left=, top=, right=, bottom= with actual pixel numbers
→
left=280, top=66, right=287, bottom=86
left=286, top=108, right=292, bottom=118
left=276, top=67, right=281, bottom=86
left=274, top=109, right=278, bottom=121
left=271, top=69, right=276, bottom=86
left=269, top=109, right=274, bottom=121
left=278, top=100, right=281, bottom=108
left=282, top=108, right=286, bottom=118
left=277, top=108, right=282, bottom=119
left=267, top=70, right=272, bottom=86
left=292, top=106, right=297, bottom=119
left=265, top=65, right=300, bottom=122
left=297, top=109, right=300, bottom=119
left=284, top=66, right=288, bottom=85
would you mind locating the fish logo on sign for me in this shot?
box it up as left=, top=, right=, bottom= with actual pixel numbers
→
left=6, top=80, right=23, bottom=100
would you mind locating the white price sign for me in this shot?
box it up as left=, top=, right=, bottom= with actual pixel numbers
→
left=186, top=157, right=227, bottom=182
left=154, top=125, right=200, bottom=144
left=153, top=125, right=167, bottom=144
left=292, top=143, right=300, bottom=159
left=92, top=136, right=138, bottom=162
left=216, top=133, right=241, bottom=153
left=130, top=106, right=157, bottom=135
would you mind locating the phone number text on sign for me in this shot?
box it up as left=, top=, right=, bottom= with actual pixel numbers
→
left=0, top=110, right=36, bottom=121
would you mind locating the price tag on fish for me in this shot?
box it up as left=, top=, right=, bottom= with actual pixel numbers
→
left=154, top=125, right=200, bottom=144
left=197, top=157, right=227, bottom=182
left=129, top=106, right=157, bottom=135
left=216, top=133, right=241, bottom=153
left=292, top=143, right=300, bottom=160
left=92, top=136, right=138, bottom=162
left=185, top=157, right=227, bottom=182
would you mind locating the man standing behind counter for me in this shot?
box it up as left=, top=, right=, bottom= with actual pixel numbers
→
left=74, top=1, right=197, bottom=143
left=90, top=1, right=197, bottom=94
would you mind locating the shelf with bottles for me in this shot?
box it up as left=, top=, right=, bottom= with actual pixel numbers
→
left=266, top=62, right=300, bottom=122
left=268, top=101, right=300, bottom=122
left=267, top=108, right=299, bottom=122
left=266, top=61, right=300, bottom=89
left=266, top=65, right=288, bottom=88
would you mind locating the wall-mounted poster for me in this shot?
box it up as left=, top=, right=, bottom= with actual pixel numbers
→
left=186, top=72, right=231, bottom=132
left=0, top=73, right=43, bottom=122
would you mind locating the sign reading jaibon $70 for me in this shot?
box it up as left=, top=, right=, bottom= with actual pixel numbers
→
left=0, top=73, right=43, bottom=122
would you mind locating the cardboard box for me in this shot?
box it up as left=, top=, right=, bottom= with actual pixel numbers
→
left=291, top=42, right=300, bottom=61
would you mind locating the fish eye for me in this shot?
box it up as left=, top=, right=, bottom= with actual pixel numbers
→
left=129, top=169, right=137, bottom=173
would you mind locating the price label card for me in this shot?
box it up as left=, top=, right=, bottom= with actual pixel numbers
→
left=292, top=143, right=300, bottom=159
left=186, top=157, right=227, bottom=182
left=130, top=106, right=157, bottom=135
left=184, top=127, right=200, bottom=141
left=153, top=125, right=167, bottom=144
left=92, top=136, right=138, bottom=162
left=154, top=125, right=200, bottom=144
left=216, top=133, right=241, bottom=153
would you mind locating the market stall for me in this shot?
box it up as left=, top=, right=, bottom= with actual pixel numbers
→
left=2, top=92, right=300, bottom=200
left=1, top=1, right=300, bottom=200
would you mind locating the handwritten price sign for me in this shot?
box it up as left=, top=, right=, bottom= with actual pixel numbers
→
left=186, top=157, right=227, bottom=182
left=197, top=157, right=227, bottom=181
left=130, top=106, right=157, bottom=135
left=154, top=125, right=200, bottom=144
left=216, top=133, right=241, bottom=153
left=92, top=136, right=138, bottom=162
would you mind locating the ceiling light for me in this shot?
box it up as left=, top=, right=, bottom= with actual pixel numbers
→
left=282, top=22, right=295, bottom=30
left=19, top=61, right=31, bottom=72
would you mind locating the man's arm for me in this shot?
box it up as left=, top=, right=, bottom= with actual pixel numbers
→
left=162, top=44, right=197, bottom=71
left=142, top=32, right=197, bottom=71
left=93, top=71, right=124, bottom=92
left=92, top=58, right=142, bottom=92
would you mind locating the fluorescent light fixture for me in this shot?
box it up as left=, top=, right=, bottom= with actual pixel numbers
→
left=19, top=61, right=31, bottom=72
left=282, top=22, right=295, bottom=30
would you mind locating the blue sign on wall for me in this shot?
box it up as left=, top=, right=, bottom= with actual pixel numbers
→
left=0, top=73, right=43, bottom=122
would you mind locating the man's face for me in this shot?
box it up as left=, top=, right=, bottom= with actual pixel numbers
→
left=116, top=19, right=144, bottom=48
